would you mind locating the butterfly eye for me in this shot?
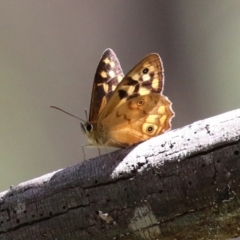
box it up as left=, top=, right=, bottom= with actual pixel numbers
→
left=137, top=99, right=145, bottom=106
left=142, top=68, right=149, bottom=74
left=86, top=124, right=93, bottom=132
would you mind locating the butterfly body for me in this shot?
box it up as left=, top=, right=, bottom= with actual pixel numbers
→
left=81, top=49, right=174, bottom=148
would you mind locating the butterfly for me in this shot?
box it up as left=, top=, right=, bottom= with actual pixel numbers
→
left=81, top=48, right=174, bottom=148
left=52, top=49, right=174, bottom=148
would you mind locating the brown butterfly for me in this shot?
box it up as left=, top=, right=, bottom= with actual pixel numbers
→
left=81, top=48, right=174, bottom=148
left=52, top=49, right=174, bottom=148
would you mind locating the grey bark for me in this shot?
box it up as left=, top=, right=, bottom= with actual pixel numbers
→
left=1, top=109, right=240, bottom=240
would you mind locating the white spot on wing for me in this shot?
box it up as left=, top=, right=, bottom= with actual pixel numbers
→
left=152, top=78, right=159, bottom=89
left=109, top=70, right=115, bottom=78
left=118, top=75, right=123, bottom=82
left=103, top=83, right=109, bottom=93
left=110, top=61, right=115, bottom=67
left=103, top=58, right=110, bottom=64
left=100, top=71, right=107, bottom=78
left=142, top=74, right=151, bottom=81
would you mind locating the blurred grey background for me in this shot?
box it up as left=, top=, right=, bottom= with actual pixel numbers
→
left=1, top=1, right=240, bottom=193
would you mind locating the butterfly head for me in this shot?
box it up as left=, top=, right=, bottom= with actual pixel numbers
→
left=50, top=106, right=102, bottom=145
left=80, top=122, right=92, bottom=134
left=80, top=121, right=99, bottom=145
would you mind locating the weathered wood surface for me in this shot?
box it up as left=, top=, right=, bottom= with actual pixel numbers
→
left=0, top=109, right=240, bottom=240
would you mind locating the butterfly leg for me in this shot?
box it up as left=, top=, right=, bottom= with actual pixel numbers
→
left=81, top=145, right=87, bottom=160
left=97, top=147, right=101, bottom=159
left=81, top=144, right=94, bottom=160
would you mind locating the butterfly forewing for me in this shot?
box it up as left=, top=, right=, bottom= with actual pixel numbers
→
left=126, top=53, right=164, bottom=94
left=98, top=53, right=164, bottom=123
left=89, top=48, right=124, bottom=123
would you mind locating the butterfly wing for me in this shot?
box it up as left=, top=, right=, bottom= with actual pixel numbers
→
left=89, top=48, right=124, bottom=123
left=96, top=53, right=174, bottom=147
left=98, top=53, right=164, bottom=123
left=101, top=93, right=174, bottom=147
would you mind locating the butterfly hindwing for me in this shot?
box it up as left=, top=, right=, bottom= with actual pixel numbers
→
left=89, top=49, right=124, bottom=123
left=102, top=93, right=174, bottom=147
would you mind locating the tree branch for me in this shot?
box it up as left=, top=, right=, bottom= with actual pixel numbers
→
left=1, top=109, right=240, bottom=240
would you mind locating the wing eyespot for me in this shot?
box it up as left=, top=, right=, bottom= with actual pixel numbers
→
left=142, top=68, right=149, bottom=74
left=147, top=126, right=154, bottom=133
left=137, top=99, right=145, bottom=106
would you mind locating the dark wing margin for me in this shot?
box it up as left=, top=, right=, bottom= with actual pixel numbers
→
left=88, top=48, right=124, bottom=122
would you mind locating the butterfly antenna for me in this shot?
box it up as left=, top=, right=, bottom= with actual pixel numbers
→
left=84, top=108, right=88, bottom=121
left=50, top=106, right=85, bottom=123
